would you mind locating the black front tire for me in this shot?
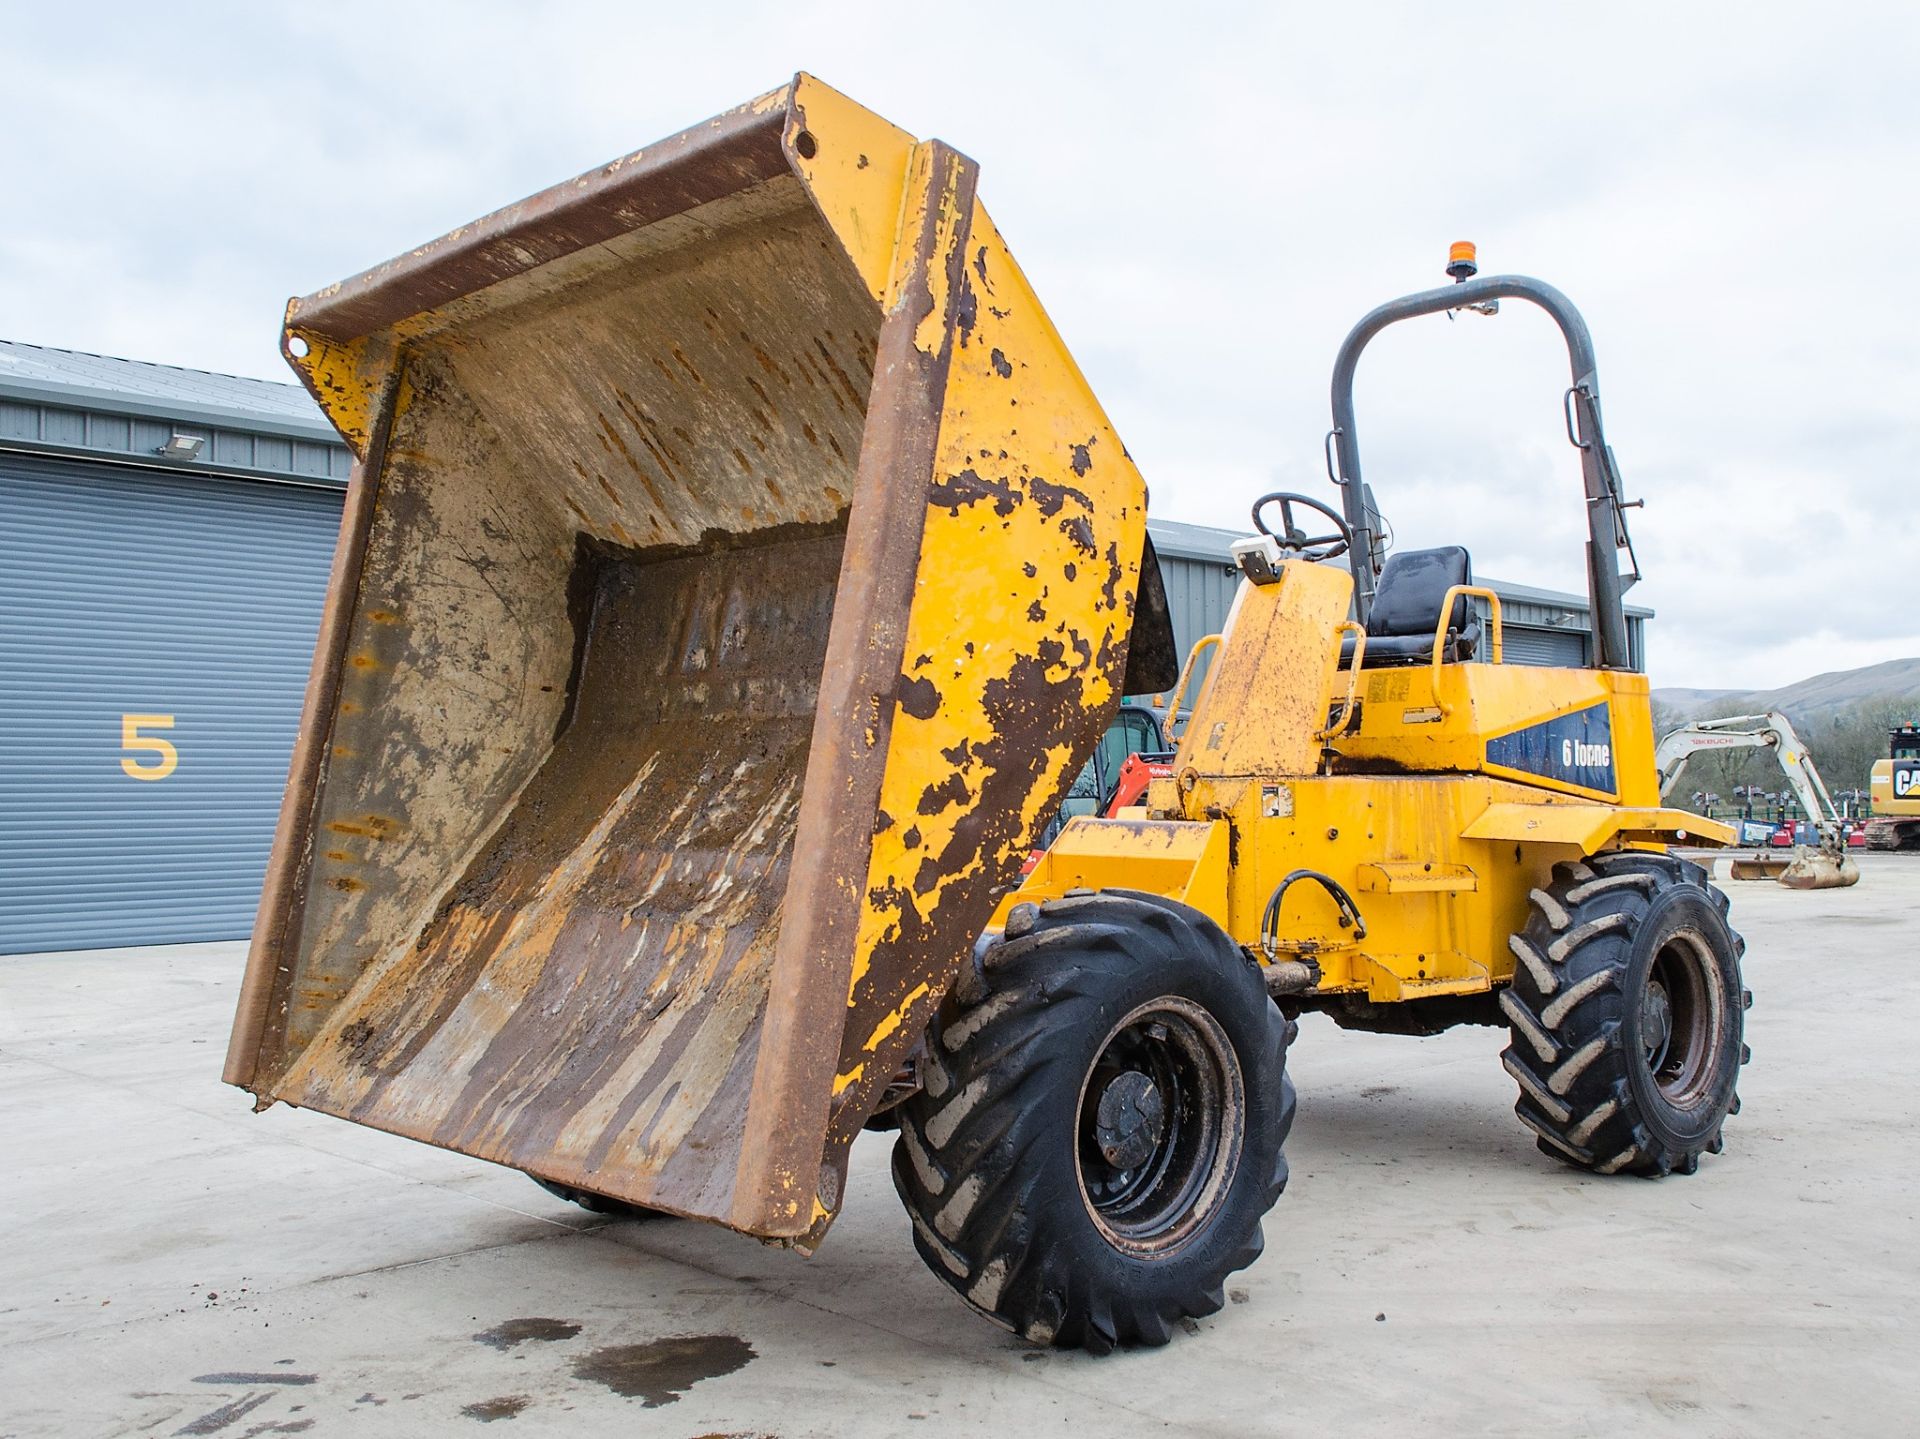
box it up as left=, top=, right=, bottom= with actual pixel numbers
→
left=892, top=890, right=1293, bottom=1352
left=1501, top=852, right=1750, bottom=1176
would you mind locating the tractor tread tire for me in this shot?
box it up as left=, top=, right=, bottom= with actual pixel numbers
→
left=893, top=889, right=1292, bottom=1352
left=1502, top=853, right=1747, bottom=1178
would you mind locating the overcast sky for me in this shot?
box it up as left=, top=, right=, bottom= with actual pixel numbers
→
left=4, top=3, right=1915, bottom=689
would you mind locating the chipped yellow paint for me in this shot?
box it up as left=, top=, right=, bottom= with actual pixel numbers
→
left=1463, top=802, right=1732, bottom=848
left=1173, top=561, right=1350, bottom=779
left=784, top=74, right=917, bottom=302
left=868, top=982, right=931, bottom=1047
left=910, top=155, right=968, bottom=357
left=1337, top=659, right=1665, bottom=804
left=747, top=83, right=791, bottom=116
left=282, top=327, right=384, bottom=456
left=281, top=321, right=435, bottom=463
left=836, top=190, right=1147, bottom=1097
left=1002, top=818, right=1228, bottom=927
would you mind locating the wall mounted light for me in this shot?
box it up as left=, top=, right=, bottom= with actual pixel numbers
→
left=159, top=431, right=206, bottom=460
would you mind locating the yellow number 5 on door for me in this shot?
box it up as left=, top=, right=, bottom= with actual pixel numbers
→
left=121, top=714, right=178, bottom=780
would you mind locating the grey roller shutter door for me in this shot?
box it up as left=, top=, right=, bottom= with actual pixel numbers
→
left=0, top=455, right=341, bottom=953
left=1156, top=555, right=1240, bottom=707
left=1501, top=624, right=1588, bottom=668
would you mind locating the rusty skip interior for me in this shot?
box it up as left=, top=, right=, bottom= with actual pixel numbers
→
left=252, top=172, right=884, bottom=1220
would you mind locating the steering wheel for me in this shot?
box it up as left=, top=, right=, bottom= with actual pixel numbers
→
left=1251, top=492, right=1352, bottom=562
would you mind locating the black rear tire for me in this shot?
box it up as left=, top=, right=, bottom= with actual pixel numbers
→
left=892, top=890, right=1293, bottom=1352
left=1501, top=852, right=1750, bottom=1176
left=529, top=1176, right=664, bottom=1220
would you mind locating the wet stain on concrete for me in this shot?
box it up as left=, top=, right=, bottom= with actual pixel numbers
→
left=461, top=1395, right=531, bottom=1423
left=472, top=1317, right=583, bottom=1350
left=174, top=1392, right=272, bottom=1434
left=571, top=1334, right=756, bottom=1407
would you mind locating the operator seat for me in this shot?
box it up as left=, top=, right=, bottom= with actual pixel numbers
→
left=1343, top=546, right=1481, bottom=668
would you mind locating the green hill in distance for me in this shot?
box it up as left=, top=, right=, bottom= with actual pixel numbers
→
left=1655, top=657, right=1920, bottom=724
left=1652, top=657, right=1920, bottom=806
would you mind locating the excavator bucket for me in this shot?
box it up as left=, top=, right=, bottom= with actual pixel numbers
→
left=1726, top=852, right=1791, bottom=882
left=1727, top=847, right=1859, bottom=887
left=224, top=76, right=1172, bottom=1247
left=1776, top=846, right=1861, bottom=890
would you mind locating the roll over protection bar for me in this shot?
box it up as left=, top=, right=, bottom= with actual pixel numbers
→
left=1326, top=275, right=1639, bottom=672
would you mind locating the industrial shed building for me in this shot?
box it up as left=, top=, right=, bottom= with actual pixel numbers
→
left=1144, top=518, right=1648, bottom=673
left=0, top=343, right=347, bottom=953
left=0, top=340, right=1648, bottom=954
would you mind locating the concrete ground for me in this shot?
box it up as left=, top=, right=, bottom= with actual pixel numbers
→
left=2, top=857, right=1915, bottom=1438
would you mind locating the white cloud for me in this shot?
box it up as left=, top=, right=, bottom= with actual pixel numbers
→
left=3, top=0, right=1914, bottom=689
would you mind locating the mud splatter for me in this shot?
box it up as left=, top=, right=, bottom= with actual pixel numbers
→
left=472, top=1317, right=582, bottom=1351
left=571, top=1335, right=756, bottom=1407
left=461, top=1395, right=531, bottom=1423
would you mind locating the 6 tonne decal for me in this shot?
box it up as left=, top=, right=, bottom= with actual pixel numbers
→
left=1486, top=703, right=1617, bottom=795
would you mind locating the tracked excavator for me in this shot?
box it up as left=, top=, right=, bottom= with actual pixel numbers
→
left=1654, top=712, right=1859, bottom=887
left=1866, top=723, right=1920, bottom=850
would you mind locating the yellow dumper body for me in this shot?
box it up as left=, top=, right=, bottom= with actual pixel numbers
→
left=225, top=76, right=1173, bottom=1248
left=1008, top=560, right=1732, bottom=1009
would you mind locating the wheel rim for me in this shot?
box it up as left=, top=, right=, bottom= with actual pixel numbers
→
left=1640, top=928, right=1725, bottom=1109
left=1073, top=997, right=1244, bottom=1256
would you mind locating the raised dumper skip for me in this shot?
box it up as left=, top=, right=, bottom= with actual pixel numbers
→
left=227, top=77, right=1748, bottom=1354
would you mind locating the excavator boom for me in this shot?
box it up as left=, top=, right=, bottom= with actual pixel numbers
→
left=1655, top=711, right=1858, bottom=888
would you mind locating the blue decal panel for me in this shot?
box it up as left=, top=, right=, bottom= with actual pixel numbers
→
left=1485, top=703, right=1617, bottom=796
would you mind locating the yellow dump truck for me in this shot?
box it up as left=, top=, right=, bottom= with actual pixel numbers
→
left=229, top=77, right=1747, bottom=1353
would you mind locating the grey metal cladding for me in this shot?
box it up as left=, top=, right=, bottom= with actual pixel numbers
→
left=0, top=341, right=351, bottom=485
left=1147, top=526, right=1240, bottom=699
left=0, top=454, right=337, bottom=953
left=0, top=340, right=337, bottom=441
left=1498, top=624, right=1590, bottom=668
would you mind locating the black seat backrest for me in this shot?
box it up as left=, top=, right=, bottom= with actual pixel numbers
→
left=1341, top=545, right=1480, bottom=667
left=1369, top=546, right=1473, bottom=637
